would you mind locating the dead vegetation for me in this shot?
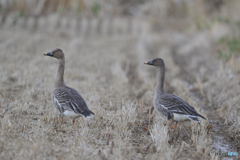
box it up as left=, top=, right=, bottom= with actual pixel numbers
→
left=0, top=0, right=240, bottom=160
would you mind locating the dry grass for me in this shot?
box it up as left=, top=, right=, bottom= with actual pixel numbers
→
left=0, top=0, right=240, bottom=160
left=200, top=63, right=240, bottom=149
left=0, top=23, right=210, bottom=160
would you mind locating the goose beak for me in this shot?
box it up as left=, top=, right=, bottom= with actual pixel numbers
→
left=44, top=52, right=53, bottom=57
left=144, top=60, right=153, bottom=65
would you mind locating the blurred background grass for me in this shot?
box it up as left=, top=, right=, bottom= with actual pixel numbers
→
left=1, top=0, right=240, bottom=61
left=0, top=0, right=225, bottom=16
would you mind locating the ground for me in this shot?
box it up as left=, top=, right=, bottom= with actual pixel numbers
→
left=0, top=0, right=240, bottom=160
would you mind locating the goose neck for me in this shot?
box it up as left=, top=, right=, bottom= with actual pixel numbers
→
left=54, top=58, right=65, bottom=88
left=155, top=66, right=165, bottom=95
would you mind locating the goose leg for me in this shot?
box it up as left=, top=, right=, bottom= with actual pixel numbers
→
left=72, top=119, right=75, bottom=125
left=167, top=120, right=171, bottom=130
left=174, top=122, right=178, bottom=131
left=60, top=118, right=63, bottom=125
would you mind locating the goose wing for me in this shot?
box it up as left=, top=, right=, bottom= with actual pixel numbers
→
left=52, top=87, right=89, bottom=115
left=159, top=94, right=205, bottom=119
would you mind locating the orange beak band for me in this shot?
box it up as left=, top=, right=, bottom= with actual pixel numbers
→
left=43, top=52, right=53, bottom=56
left=144, top=60, right=153, bottom=65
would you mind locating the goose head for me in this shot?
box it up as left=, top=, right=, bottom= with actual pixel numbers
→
left=44, top=49, right=64, bottom=59
left=144, top=58, right=165, bottom=68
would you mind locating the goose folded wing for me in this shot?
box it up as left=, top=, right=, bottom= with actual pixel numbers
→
left=53, top=88, right=88, bottom=115
left=159, top=94, right=199, bottom=116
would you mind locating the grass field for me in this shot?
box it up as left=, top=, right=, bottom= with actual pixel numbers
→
left=0, top=0, right=240, bottom=159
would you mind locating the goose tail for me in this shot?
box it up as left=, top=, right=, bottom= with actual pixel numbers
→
left=84, top=110, right=95, bottom=118
left=196, top=113, right=206, bottom=120
left=188, top=115, right=201, bottom=125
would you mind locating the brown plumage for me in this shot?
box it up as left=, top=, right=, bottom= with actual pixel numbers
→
left=44, top=49, right=94, bottom=125
left=144, top=58, right=206, bottom=130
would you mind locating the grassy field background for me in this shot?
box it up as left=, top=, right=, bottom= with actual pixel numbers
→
left=0, top=0, right=240, bottom=159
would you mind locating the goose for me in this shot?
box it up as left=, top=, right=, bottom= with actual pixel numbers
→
left=144, top=58, right=206, bottom=130
left=44, top=49, right=95, bottom=125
